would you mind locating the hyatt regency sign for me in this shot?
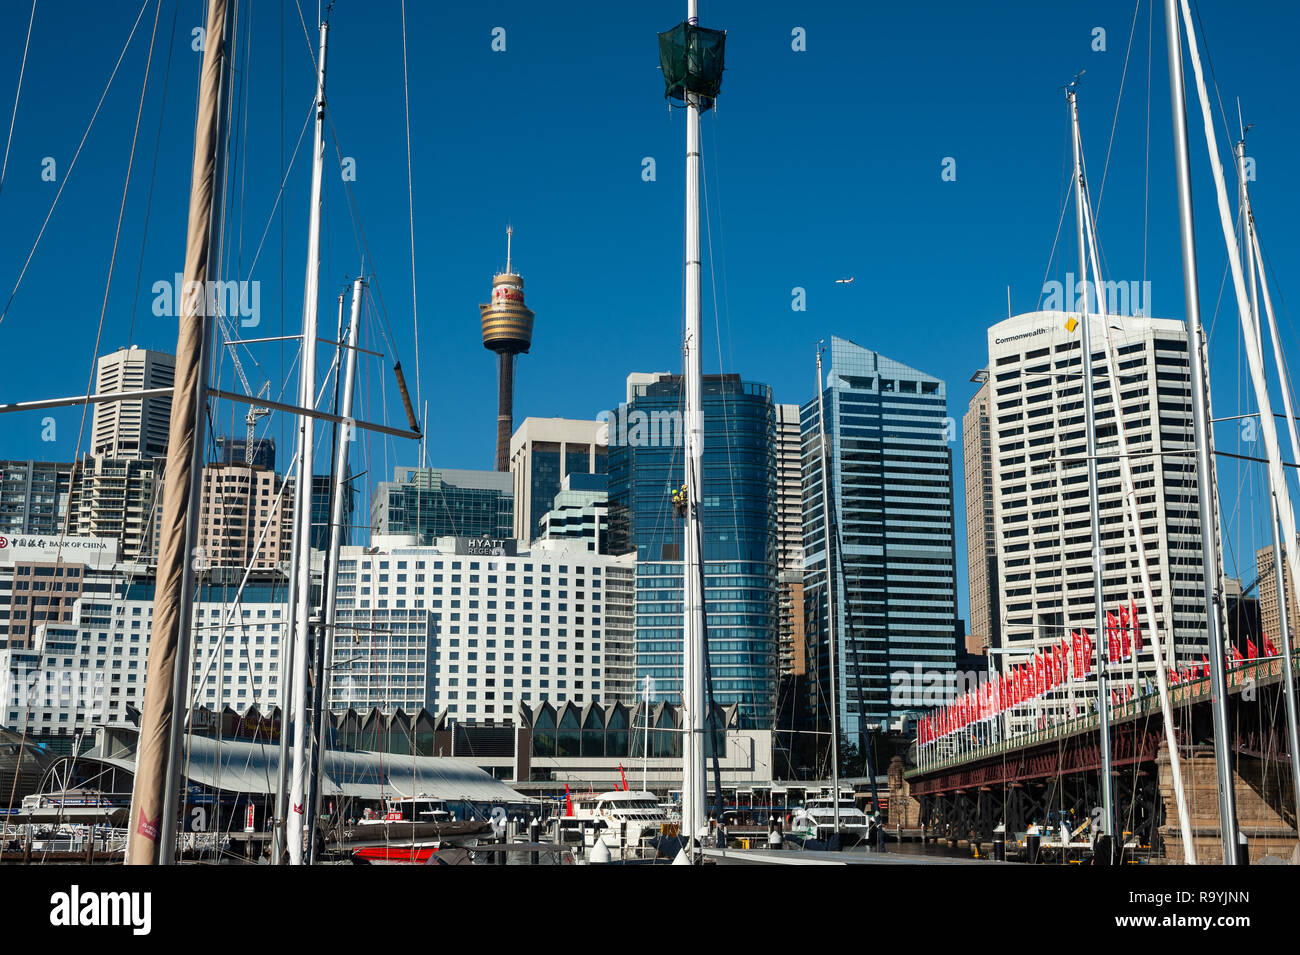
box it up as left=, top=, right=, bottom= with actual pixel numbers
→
left=454, top=536, right=517, bottom=557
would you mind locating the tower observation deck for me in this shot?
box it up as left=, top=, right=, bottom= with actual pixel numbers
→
left=480, top=226, right=535, bottom=471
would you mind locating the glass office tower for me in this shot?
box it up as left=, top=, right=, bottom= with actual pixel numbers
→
left=802, top=337, right=958, bottom=736
left=607, top=373, right=777, bottom=728
left=370, top=467, right=513, bottom=544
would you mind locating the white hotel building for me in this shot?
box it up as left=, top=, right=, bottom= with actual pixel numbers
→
left=329, top=536, right=636, bottom=721
left=1, top=535, right=289, bottom=741
left=987, top=311, right=1211, bottom=720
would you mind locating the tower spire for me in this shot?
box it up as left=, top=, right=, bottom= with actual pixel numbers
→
left=480, top=227, right=534, bottom=471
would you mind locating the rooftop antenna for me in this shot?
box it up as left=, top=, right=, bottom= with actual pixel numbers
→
left=506, top=224, right=513, bottom=274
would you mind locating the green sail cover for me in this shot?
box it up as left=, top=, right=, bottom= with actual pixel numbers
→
left=658, top=21, right=726, bottom=107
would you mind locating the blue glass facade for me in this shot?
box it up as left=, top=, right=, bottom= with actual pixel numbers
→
left=526, top=450, right=608, bottom=541
left=371, top=467, right=513, bottom=544
left=607, top=373, right=777, bottom=728
left=802, top=337, right=958, bottom=734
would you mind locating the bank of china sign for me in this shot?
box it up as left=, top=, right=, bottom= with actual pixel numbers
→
left=0, top=535, right=121, bottom=565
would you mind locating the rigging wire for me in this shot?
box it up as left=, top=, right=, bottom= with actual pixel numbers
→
left=125, top=0, right=179, bottom=345
left=0, top=0, right=152, bottom=330
left=400, top=0, right=423, bottom=434
left=2, top=0, right=159, bottom=829
left=0, top=0, right=37, bottom=199
left=1092, top=0, right=1141, bottom=229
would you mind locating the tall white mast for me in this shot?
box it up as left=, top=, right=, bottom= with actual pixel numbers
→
left=1072, top=124, right=1197, bottom=864
left=1068, top=87, right=1115, bottom=859
left=308, top=276, right=364, bottom=862
left=1163, top=0, right=1241, bottom=863
left=1236, top=142, right=1300, bottom=827
left=679, top=0, right=708, bottom=858
left=815, top=344, right=841, bottom=833
left=286, top=16, right=330, bottom=866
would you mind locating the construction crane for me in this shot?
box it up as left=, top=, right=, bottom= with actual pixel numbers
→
left=217, top=314, right=271, bottom=465
left=244, top=382, right=271, bottom=465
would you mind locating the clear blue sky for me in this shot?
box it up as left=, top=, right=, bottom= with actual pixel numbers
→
left=2, top=1, right=1299, bottom=624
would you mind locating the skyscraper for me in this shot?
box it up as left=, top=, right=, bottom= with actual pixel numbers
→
left=986, top=311, right=1208, bottom=721
left=0, top=461, right=75, bottom=536
left=607, top=372, right=777, bottom=728
left=70, top=457, right=159, bottom=562
left=963, top=370, right=998, bottom=655
left=802, top=336, right=958, bottom=734
left=196, top=464, right=294, bottom=569
left=1257, top=536, right=1300, bottom=644
left=775, top=404, right=806, bottom=679
left=508, top=417, right=607, bottom=543
left=480, top=227, right=535, bottom=472
left=370, top=467, right=513, bottom=544
left=536, top=472, right=610, bottom=553
left=90, top=346, right=175, bottom=461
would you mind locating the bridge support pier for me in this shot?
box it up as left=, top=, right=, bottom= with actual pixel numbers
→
left=1156, top=741, right=1298, bottom=864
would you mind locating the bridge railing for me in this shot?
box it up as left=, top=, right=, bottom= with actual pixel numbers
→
left=908, top=653, right=1298, bottom=779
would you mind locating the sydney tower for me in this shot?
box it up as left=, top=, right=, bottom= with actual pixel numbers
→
left=479, top=227, right=535, bottom=471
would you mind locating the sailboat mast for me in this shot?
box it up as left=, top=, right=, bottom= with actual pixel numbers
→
left=308, top=276, right=364, bottom=862
left=1074, top=139, right=1197, bottom=864
left=286, top=16, right=330, bottom=866
left=1068, top=88, right=1115, bottom=860
left=815, top=345, right=841, bottom=832
left=125, top=0, right=234, bottom=866
left=680, top=0, right=708, bottom=856
left=1236, top=142, right=1300, bottom=831
left=1163, top=0, right=1241, bottom=863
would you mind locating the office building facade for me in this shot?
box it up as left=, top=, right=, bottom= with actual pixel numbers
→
left=536, top=472, right=610, bottom=553
left=328, top=536, right=634, bottom=721
left=90, top=346, right=175, bottom=461
left=987, top=311, right=1208, bottom=721
left=370, top=467, right=513, bottom=545
left=963, top=371, right=998, bottom=655
left=69, top=458, right=159, bottom=563
left=1256, top=536, right=1300, bottom=646
left=775, top=404, right=807, bottom=679
left=607, top=372, right=778, bottom=729
left=801, top=336, right=959, bottom=734
left=509, top=417, right=607, bottom=544
left=196, top=464, right=294, bottom=570
left=0, top=461, right=75, bottom=537
left=1, top=560, right=289, bottom=737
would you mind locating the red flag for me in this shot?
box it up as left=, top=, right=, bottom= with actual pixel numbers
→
left=1070, top=632, right=1082, bottom=679
left=1110, top=689, right=1118, bottom=707
left=1118, top=605, right=1132, bottom=661
left=1130, top=600, right=1143, bottom=654
left=565, top=784, right=572, bottom=816
left=1081, top=630, right=1094, bottom=675
left=1247, top=637, right=1259, bottom=660
left=1231, top=645, right=1244, bottom=666
left=1263, top=633, right=1279, bottom=658
left=1170, top=668, right=1180, bottom=686
left=1201, top=655, right=1210, bottom=680
left=1106, top=612, right=1121, bottom=663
